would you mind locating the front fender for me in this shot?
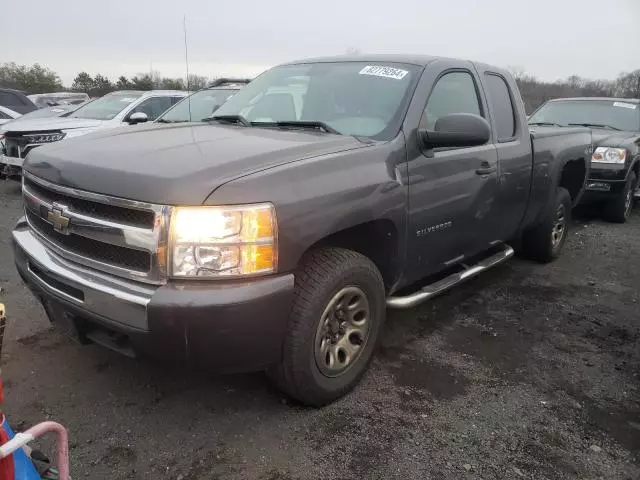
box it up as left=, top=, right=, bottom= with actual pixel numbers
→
left=206, top=135, right=410, bottom=275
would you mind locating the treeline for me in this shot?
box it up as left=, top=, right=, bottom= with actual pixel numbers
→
left=1, top=62, right=639, bottom=112
left=0, top=63, right=212, bottom=97
left=69, top=71, right=211, bottom=97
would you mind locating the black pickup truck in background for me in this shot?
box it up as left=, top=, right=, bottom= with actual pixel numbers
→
left=13, top=55, right=592, bottom=406
left=529, top=97, right=640, bottom=222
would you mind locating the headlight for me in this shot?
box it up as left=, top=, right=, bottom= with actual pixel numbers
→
left=23, top=132, right=66, bottom=144
left=170, top=203, right=277, bottom=278
left=591, top=147, right=626, bottom=164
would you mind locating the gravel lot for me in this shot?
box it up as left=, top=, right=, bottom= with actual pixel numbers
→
left=0, top=179, right=639, bottom=479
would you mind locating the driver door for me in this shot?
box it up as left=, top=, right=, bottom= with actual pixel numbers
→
left=404, top=64, right=499, bottom=285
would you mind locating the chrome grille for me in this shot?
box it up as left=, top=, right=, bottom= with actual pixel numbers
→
left=25, top=211, right=152, bottom=271
left=4, top=131, right=62, bottom=158
left=22, top=172, right=171, bottom=284
left=23, top=176, right=155, bottom=228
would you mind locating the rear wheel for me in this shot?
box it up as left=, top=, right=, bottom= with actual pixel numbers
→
left=521, top=187, right=572, bottom=263
left=602, top=172, right=636, bottom=223
left=268, top=248, right=385, bottom=407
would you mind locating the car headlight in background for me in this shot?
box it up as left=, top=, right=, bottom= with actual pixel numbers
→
left=23, top=132, right=66, bottom=144
left=591, top=147, right=626, bottom=164
left=170, top=203, right=277, bottom=278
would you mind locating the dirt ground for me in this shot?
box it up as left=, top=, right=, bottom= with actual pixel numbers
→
left=0, top=179, right=638, bottom=479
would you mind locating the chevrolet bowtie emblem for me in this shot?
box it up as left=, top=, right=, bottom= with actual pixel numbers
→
left=47, top=205, right=71, bottom=234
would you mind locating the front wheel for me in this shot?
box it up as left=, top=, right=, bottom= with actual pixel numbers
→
left=603, top=172, right=636, bottom=223
left=521, top=187, right=572, bottom=263
left=268, top=248, right=385, bottom=407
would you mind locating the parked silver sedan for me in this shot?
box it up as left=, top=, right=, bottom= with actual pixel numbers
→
left=0, top=90, right=187, bottom=177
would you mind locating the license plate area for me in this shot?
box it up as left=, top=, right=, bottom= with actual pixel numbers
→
left=586, top=182, right=611, bottom=192
left=42, top=299, right=84, bottom=343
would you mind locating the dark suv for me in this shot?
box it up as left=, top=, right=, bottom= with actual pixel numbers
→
left=0, top=88, right=37, bottom=115
left=529, top=97, right=640, bottom=222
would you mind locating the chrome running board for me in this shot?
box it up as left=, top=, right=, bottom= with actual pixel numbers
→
left=386, top=244, right=514, bottom=309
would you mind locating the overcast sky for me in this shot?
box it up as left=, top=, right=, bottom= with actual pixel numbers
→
left=4, top=0, right=639, bottom=85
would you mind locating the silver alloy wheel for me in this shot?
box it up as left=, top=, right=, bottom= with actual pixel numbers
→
left=314, top=286, right=371, bottom=378
left=551, top=204, right=566, bottom=249
left=624, top=188, right=633, bottom=218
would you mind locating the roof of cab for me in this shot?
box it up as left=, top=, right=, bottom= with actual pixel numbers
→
left=280, top=54, right=507, bottom=76
left=283, top=54, right=441, bottom=67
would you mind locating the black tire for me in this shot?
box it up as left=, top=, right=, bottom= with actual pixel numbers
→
left=268, top=248, right=385, bottom=407
left=521, top=187, right=572, bottom=263
left=603, top=172, right=636, bottom=223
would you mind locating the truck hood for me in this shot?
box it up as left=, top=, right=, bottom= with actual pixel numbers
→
left=1, top=116, right=105, bottom=133
left=24, top=123, right=370, bottom=205
left=591, top=129, right=639, bottom=149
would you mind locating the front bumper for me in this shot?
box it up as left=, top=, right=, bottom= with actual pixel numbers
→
left=582, top=163, right=629, bottom=200
left=13, top=218, right=295, bottom=372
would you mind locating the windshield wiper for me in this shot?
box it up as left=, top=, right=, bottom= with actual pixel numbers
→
left=207, top=114, right=251, bottom=127
left=568, top=122, right=621, bottom=131
left=252, top=120, right=342, bottom=135
left=529, top=121, right=564, bottom=127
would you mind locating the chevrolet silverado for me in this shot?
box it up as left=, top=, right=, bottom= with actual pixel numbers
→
left=13, top=55, right=592, bottom=406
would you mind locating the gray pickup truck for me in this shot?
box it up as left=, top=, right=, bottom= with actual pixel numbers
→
left=13, top=55, right=592, bottom=406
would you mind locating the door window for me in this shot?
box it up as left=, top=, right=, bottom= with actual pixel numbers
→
left=129, top=96, right=174, bottom=120
left=422, top=71, right=482, bottom=130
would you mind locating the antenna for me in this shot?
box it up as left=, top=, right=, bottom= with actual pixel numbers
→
left=183, top=14, right=192, bottom=121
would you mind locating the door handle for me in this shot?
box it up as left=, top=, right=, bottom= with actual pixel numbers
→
left=475, top=163, right=496, bottom=175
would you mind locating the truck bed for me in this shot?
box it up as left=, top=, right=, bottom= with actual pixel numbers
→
left=523, top=125, right=592, bottom=227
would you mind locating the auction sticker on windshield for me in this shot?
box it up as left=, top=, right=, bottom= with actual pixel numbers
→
left=359, top=66, right=409, bottom=80
left=613, top=102, right=637, bottom=109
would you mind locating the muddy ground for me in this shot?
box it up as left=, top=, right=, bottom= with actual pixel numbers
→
left=0, top=179, right=638, bottom=479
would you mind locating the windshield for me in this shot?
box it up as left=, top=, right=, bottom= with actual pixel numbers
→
left=529, top=100, right=640, bottom=132
left=213, top=62, right=420, bottom=139
left=158, top=89, right=238, bottom=122
left=70, top=92, right=142, bottom=120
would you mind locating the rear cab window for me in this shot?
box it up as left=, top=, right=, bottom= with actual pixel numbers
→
left=484, top=73, right=516, bottom=141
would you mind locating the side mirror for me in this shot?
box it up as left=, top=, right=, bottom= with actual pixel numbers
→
left=128, top=112, right=149, bottom=125
left=420, top=113, right=490, bottom=149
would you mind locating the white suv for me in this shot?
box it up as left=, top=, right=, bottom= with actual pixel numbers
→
left=0, top=90, right=187, bottom=177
